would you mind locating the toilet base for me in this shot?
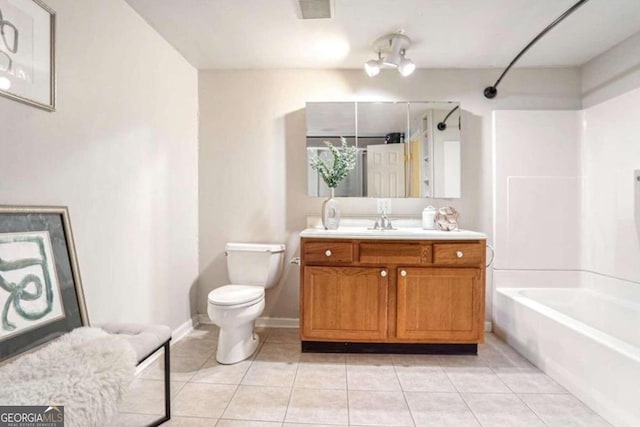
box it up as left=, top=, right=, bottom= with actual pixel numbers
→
left=216, top=322, right=260, bottom=364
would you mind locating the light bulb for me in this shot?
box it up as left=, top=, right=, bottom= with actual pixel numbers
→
left=398, top=58, right=415, bottom=77
left=364, top=59, right=380, bottom=77
left=0, top=77, right=10, bottom=90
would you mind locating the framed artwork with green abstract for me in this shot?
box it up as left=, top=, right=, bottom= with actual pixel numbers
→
left=0, top=206, right=88, bottom=362
left=0, top=0, right=56, bottom=111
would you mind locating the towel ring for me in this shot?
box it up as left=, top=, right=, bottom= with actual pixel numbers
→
left=486, top=244, right=495, bottom=268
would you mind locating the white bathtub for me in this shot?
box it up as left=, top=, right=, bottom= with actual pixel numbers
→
left=495, top=282, right=640, bottom=427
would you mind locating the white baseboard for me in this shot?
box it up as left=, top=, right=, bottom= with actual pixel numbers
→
left=134, top=316, right=198, bottom=376
left=485, top=321, right=493, bottom=332
left=256, top=318, right=491, bottom=332
left=199, top=314, right=490, bottom=332
left=198, top=314, right=299, bottom=329
left=198, top=314, right=212, bottom=325
left=255, top=317, right=300, bottom=328
left=172, top=317, right=197, bottom=342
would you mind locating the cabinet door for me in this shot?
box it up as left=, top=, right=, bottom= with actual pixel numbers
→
left=302, top=266, right=388, bottom=341
left=397, top=268, right=482, bottom=341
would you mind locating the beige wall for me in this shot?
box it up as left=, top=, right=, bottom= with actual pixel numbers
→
left=0, top=1, right=634, bottom=334
left=0, top=0, right=199, bottom=330
left=581, top=30, right=640, bottom=107
left=198, top=68, right=582, bottom=320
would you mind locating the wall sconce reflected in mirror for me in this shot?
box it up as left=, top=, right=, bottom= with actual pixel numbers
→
left=437, top=105, right=460, bottom=131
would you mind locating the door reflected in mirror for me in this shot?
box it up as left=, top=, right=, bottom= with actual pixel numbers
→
left=306, top=101, right=461, bottom=198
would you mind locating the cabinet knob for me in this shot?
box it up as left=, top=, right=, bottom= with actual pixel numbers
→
left=380, top=270, right=387, bottom=277
left=456, top=251, right=464, bottom=258
left=325, top=250, right=332, bottom=257
left=400, top=270, right=407, bottom=277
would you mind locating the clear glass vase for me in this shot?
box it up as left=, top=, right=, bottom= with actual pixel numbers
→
left=321, top=188, right=340, bottom=230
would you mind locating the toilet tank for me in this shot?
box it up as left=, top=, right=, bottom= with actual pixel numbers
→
left=226, top=242, right=286, bottom=288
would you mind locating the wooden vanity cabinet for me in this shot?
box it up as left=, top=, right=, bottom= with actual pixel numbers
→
left=396, top=267, right=483, bottom=341
left=302, top=266, right=388, bottom=341
left=300, top=238, right=486, bottom=347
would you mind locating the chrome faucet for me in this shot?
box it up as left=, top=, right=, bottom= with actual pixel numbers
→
left=371, top=209, right=395, bottom=230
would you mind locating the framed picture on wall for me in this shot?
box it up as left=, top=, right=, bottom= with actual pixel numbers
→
left=0, top=206, right=88, bottom=362
left=0, top=0, right=55, bottom=111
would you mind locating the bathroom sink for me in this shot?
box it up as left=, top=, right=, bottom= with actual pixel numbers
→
left=300, top=226, right=487, bottom=240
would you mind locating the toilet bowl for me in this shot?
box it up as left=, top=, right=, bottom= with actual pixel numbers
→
left=207, top=243, right=285, bottom=364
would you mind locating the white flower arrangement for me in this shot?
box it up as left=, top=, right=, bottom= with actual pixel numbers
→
left=309, top=137, right=357, bottom=189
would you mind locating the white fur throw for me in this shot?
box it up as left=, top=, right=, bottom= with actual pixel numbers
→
left=0, top=327, right=136, bottom=427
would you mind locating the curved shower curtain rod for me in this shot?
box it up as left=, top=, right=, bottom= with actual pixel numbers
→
left=484, top=0, right=590, bottom=99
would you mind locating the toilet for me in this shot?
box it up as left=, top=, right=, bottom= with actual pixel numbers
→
left=207, top=242, right=285, bottom=364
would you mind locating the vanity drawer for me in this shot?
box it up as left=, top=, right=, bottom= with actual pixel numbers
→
left=359, top=243, right=432, bottom=265
left=433, top=243, right=483, bottom=266
left=304, top=242, right=354, bottom=264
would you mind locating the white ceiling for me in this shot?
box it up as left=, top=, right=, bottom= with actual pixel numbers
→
left=125, top=0, right=640, bottom=69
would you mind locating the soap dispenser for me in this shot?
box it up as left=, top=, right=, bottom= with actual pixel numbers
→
left=422, top=206, right=437, bottom=230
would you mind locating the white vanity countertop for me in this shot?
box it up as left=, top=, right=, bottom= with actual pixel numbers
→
left=300, top=227, right=487, bottom=240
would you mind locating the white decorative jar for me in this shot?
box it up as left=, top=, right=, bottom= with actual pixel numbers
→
left=422, top=206, right=437, bottom=229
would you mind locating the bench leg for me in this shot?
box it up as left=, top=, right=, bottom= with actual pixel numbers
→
left=146, top=340, right=171, bottom=427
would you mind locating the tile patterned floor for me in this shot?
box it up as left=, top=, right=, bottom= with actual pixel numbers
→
left=113, top=326, right=611, bottom=427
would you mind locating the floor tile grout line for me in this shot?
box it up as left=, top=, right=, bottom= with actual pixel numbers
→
left=392, top=356, right=416, bottom=426
left=490, top=364, right=526, bottom=396
left=344, top=355, right=350, bottom=426
left=213, top=330, right=266, bottom=423
left=214, top=382, right=240, bottom=423
left=511, top=391, right=551, bottom=427
left=486, top=365, right=511, bottom=393
left=170, top=379, right=188, bottom=404
left=216, top=333, right=276, bottom=424
left=486, top=332, right=559, bottom=426
left=488, top=337, right=536, bottom=368
left=282, top=348, right=301, bottom=425
left=136, top=352, right=194, bottom=406
left=516, top=392, right=612, bottom=426
left=216, top=385, right=292, bottom=423
left=444, top=364, right=484, bottom=427
left=488, top=362, right=569, bottom=395
left=487, top=358, right=555, bottom=417
left=117, top=410, right=165, bottom=417
left=185, top=352, right=211, bottom=383
left=124, top=331, right=607, bottom=426
left=399, top=391, right=417, bottom=427
left=217, top=416, right=286, bottom=426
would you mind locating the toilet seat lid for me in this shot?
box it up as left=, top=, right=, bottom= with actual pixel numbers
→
left=208, top=285, right=264, bottom=306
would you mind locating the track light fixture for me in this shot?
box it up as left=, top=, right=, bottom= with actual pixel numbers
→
left=364, top=32, right=415, bottom=77
left=364, top=54, right=381, bottom=77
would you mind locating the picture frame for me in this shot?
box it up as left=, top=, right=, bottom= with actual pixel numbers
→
left=0, top=206, right=88, bottom=362
left=0, top=0, right=55, bottom=111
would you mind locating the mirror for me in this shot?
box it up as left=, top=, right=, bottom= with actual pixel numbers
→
left=306, top=101, right=461, bottom=198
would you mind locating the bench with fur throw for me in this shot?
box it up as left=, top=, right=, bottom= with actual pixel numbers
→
left=0, top=327, right=136, bottom=427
